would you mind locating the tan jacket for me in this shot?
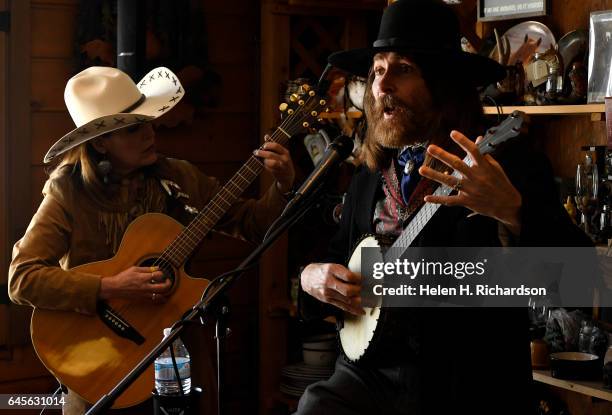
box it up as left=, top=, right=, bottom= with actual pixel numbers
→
left=8, top=157, right=286, bottom=315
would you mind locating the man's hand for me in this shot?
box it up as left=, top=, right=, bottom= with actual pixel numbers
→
left=419, top=130, right=522, bottom=235
left=300, top=263, right=365, bottom=315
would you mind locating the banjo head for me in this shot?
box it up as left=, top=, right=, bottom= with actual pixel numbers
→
left=339, top=235, right=384, bottom=362
left=339, top=306, right=382, bottom=361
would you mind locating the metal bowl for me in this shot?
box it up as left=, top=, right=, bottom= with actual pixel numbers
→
left=550, top=351, right=601, bottom=380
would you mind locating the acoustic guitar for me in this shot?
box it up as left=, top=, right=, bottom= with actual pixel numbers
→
left=339, top=111, right=527, bottom=363
left=30, top=84, right=328, bottom=408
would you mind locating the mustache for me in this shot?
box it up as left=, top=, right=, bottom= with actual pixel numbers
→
left=371, top=94, right=414, bottom=118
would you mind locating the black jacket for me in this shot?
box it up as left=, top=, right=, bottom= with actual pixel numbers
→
left=300, top=139, right=591, bottom=414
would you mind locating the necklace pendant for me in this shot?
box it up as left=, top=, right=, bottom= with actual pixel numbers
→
left=405, top=160, right=414, bottom=175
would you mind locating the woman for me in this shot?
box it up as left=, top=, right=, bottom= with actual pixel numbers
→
left=8, top=66, right=294, bottom=413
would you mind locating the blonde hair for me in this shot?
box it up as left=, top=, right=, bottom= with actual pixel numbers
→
left=51, top=145, right=94, bottom=184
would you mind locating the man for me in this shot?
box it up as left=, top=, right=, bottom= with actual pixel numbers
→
left=296, top=1, right=590, bottom=414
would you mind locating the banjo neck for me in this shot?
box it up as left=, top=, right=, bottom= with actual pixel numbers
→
left=386, top=111, right=526, bottom=260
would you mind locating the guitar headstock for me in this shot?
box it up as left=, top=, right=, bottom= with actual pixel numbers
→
left=478, top=110, right=529, bottom=156
left=278, top=83, right=330, bottom=136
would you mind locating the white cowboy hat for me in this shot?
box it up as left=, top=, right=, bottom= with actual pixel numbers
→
left=43, top=66, right=184, bottom=163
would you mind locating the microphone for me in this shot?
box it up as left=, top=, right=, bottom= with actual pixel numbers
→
left=285, top=134, right=354, bottom=213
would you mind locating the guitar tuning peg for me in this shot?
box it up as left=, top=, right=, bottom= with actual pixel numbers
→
left=308, top=90, right=315, bottom=97
left=279, top=103, right=289, bottom=112
left=298, top=100, right=305, bottom=106
left=317, top=118, right=323, bottom=123
left=303, top=121, right=309, bottom=128
left=319, top=99, right=327, bottom=106
left=311, top=111, right=318, bottom=117
left=302, top=84, right=311, bottom=92
left=290, top=94, right=299, bottom=102
left=287, top=109, right=294, bottom=115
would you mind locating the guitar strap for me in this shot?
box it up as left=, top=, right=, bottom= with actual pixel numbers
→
left=159, top=178, right=200, bottom=216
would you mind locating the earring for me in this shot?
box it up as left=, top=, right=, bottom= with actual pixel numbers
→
left=97, top=158, right=112, bottom=184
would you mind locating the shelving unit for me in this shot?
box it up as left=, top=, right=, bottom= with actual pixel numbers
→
left=533, top=370, right=612, bottom=402
left=483, top=104, right=605, bottom=116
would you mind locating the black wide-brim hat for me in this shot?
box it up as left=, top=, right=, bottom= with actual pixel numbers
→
left=328, top=0, right=504, bottom=87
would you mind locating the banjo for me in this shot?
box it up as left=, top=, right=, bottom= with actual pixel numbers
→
left=339, top=111, right=527, bottom=363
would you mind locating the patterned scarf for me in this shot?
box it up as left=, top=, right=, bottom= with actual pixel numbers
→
left=374, top=149, right=435, bottom=238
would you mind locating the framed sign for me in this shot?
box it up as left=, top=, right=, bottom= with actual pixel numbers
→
left=477, top=0, right=548, bottom=22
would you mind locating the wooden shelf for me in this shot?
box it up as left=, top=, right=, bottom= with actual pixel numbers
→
left=483, top=104, right=605, bottom=116
left=533, top=370, right=612, bottom=402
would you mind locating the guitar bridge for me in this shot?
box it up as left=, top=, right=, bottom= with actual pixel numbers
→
left=97, top=302, right=145, bottom=345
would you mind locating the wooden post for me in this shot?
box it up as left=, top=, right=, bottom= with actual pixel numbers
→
left=259, top=1, right=290, bottom=413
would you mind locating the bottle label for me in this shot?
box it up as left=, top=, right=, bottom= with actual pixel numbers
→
left=155, top=357, right=190, bottom=381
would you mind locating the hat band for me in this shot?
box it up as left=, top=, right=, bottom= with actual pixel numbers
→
left=373, top=37, right=457, bottom=52
left=121, top=93, right=146, bottom=113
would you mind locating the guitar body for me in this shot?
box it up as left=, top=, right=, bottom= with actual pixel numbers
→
left=30, top=213, right=209, bottom=408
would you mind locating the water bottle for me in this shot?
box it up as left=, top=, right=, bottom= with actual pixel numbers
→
left=154, top=328, right=191, bottom=395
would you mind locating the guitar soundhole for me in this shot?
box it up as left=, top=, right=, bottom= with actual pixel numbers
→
left=140, top=257, right=176, bottom=289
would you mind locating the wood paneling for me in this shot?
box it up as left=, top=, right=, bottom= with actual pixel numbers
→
left=208, top=64, right=257, bottom=112
left=31, top=0, right=78, bottom=5
left=549, top=0, right=611, bottom=35
left=0, top=0, right=7, bottom=289
left=259, top=4, right=291, bottom=414
left=30, top=111, right=73, bottom=164
left=538, top=116, right=607, bottom=178
left=30, top=58, right=76, bottom=112
left=0, top=344, right=52, bottom=382
left=31, top=4, right=77, bottom=59
left=202, top=0, right=255, bottom=15
left=155, top=114, right=257, bottom=163
left=205, top=15, right=257, bottom=65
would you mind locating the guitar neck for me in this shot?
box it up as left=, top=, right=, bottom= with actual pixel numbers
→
left=388, top=156, right=472, bottom=259
left=161, top=129, right=291, bottom=267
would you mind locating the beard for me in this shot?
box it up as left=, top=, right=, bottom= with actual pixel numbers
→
left=364, top=92, right=436, bottom=149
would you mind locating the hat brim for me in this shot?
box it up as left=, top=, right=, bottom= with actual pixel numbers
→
left=328, top=47, right=505, bottom=87
left=44, top=66, right=184, bottom=163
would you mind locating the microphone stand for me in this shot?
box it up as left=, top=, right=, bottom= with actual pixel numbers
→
left=86, top=183, right=328, bottom=415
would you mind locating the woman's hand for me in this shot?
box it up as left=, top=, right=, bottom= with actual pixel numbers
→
left=300, top=263, right=364, bottom=315
left=254, top=139, right=295, bottom=193
left=99, top=266, right=171, bottom=303
left=418, top=130, right=522, bottom=235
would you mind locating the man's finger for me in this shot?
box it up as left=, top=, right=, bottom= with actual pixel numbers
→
left=424, top=195, right=462, bottom=207
left=331, top=279, right=361, bottom=298
left=419, top=166, right=464, bottom=190
left=330, top=265, right=361, bottom=284
left=450, top=130, right=484, bottom=165
left=425, top=145, right=473, bottom=178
